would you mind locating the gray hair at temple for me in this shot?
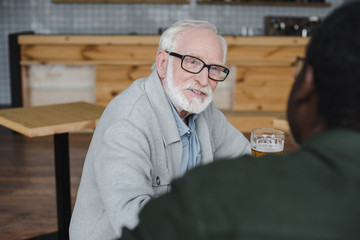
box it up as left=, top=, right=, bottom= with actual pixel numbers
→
left=152, top=20, right=228, bottom=71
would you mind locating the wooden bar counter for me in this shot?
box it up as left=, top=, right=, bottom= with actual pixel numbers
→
left=15, top=35, right=308, bottom=133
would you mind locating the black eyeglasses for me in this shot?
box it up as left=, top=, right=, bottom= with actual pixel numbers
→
left=294, top=56, right=306, bottom=77
left=166, top=51, right=230, bottom=82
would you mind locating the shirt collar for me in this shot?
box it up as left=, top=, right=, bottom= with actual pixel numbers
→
left=166, top=96, right=198, bottom=136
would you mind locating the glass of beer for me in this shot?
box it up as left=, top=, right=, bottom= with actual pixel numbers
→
left=250, top=128, right=285, bottom=157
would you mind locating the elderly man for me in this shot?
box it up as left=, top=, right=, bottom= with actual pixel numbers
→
left=119, top=2, right=360, bottom=240
left=69, top=20, right=250, bottom=240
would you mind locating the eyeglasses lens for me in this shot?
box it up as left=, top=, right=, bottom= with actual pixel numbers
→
left=182, top=56, right=228, bottom=81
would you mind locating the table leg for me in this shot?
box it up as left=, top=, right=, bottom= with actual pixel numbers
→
left=54, top=133, right=71, bottom=240
left=27, top=133, right=71, bottom=240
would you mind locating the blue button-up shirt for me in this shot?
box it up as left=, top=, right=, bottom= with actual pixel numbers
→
left=167, top=98, right=202, bottom=176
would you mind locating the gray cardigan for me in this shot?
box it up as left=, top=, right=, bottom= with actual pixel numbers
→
left=69, top=71, right=251, bottom=240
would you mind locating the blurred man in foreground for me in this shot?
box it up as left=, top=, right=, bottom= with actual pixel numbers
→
left=120, top=2, right=360, bottom=239
left=70, top=20, right=250, bottom=240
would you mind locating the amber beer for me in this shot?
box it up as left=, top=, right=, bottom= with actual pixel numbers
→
left=250, top=128, right=285, bottom=157
left=251, top=144, right=284, bottom=157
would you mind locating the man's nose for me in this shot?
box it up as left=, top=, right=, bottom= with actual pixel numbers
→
left=195, top=67, right=210, bottom=86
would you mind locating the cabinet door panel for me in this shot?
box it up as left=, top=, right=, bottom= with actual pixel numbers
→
left=96, top=65, right=152, bottom=106
left=234, top=66, right=294, bottom=112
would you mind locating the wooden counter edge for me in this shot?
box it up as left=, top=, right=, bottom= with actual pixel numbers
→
left=18, top=35, right=309, bottom=46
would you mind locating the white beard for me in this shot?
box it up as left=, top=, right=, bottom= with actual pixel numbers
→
left=163, top=60, right=214, bottom=114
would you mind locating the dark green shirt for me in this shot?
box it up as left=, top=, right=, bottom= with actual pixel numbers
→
left=121, top=129, right=360, bottom=240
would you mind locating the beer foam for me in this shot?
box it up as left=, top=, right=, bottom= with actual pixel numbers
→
left=251, top=137, right=284, bottom=153
left=253, top=143, right=284, bottom=153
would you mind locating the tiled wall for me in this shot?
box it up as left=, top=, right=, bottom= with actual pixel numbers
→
left=0, top=0, right=343, bottom=105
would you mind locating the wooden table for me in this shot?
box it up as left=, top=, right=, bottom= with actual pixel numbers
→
left=0, top=102, right=105, bottom=240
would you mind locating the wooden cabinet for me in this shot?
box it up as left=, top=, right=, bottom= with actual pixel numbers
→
left=95, top=65, right=152, bottom=106
left=234, top=65, right=294, bottom=112
left=18, top=35, right=308, bottom=132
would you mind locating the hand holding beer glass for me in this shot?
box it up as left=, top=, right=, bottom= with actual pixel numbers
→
left=250, top=128, right=285, bottom=157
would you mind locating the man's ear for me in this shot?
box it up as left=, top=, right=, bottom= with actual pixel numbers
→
left=296, top=65, right=316, bottom=103
left=156, top=51, right=168, bottom=80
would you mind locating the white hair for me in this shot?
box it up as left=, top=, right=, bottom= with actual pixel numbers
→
left=151, top=20, right=228, bottom=71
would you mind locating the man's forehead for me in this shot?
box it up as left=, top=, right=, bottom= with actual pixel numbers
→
left=175, top=29, right=224, bottom=63
left=176, top=27, right=217, bottom=42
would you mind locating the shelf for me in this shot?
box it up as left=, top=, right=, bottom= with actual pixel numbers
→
left=52, top=0, right=189, bottom=3
left=198, top=0, right=331, bottom=7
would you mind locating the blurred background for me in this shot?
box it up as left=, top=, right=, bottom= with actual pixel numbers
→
left=0, top=0, right=350, bottom=106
